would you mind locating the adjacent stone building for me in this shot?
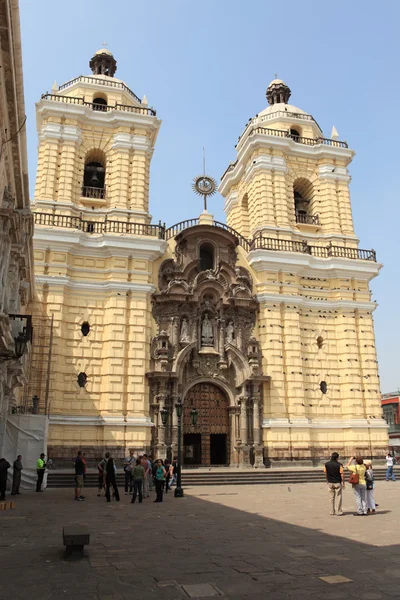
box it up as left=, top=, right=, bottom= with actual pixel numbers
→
left=31, top=51, right=387, bottom=465
left=0, top=0, right=34, bottom=455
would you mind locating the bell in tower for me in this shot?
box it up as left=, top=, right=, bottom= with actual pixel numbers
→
left=89, top=48, right=117, bottom=77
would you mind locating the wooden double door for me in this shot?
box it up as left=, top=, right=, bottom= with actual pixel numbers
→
left=183, top=382, right=230, bottom=466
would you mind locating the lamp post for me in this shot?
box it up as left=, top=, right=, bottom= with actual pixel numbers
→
left=175, top=399, right=184, bottom=497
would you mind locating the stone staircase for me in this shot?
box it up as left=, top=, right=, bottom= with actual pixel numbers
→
left=47, top=467, right=392, bottom=488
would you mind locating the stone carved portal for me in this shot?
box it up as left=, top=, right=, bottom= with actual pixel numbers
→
left=147, top=224, right=268, bottom=467
left=183, top=383, right=229, bottom=466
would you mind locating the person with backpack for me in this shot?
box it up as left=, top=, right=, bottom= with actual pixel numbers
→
left=346, top=456, right=367, bottom=516
left=364, top=460, right=376, bottom=514
left=154, top=459, right=167, bottom=503
left=105, top=452, right=120, bottom=502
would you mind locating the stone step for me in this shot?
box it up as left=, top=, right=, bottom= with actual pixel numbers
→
left=47, top=469, right=393, bottom=488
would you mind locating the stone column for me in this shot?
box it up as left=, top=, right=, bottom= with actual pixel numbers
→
left=155, top=393, right=166, bottom=459
left=252, top=385, right=264, bottom=468
left=239, top=397, right=250, bottom=467
left=228, top=406, right=239, bottom=467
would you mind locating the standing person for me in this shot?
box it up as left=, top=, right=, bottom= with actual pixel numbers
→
left=105, top=452, right=120, bottom=502
left=0, top=458, right=10, bottom=501
left=11, top=455, right=23, bottom=495
left=154, top=459, right=166, bottom=503
left=147, top=455, right=154, bottom=492
left=169, top=456, right=178, bottom=489
left=123, top=449, right=135, bottom=495
left=385, top=453, right=396, bottom=481
left=97, top=455, right=107, bottom=497
left=164, top=459, right=173, bottom=494
left=74, top=450, right=85, bottom=501
left=131, top=458, right=145, bottom=504
left=346, top=456, right=367, bottom=516
left=364, top=460, right=376, bottom=514
left=36, top=453, right=46, bottom=492
left=323, top=452, right=345, bottom=516
left=141, top=454, right=150, bottom=499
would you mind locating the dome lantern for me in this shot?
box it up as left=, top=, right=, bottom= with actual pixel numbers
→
left=89, top=48, right=117, bottom=77
left=266, top=78, right=291, bottom=105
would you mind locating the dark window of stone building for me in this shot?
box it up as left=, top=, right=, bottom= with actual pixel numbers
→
left=320, top=381, right=327, bottom=394
left=199, top=243, right=214, bottom=271
left=290, top=128, right=301, bottom=139
left=81, top=322, right=90, bottom=336
left=83, top=161, right=105, bottom=189
left=316, top=336, right=324, bottom=349
left=93, top=97, right=107, bottom=111
left=77, top=372, right=88, bottom=388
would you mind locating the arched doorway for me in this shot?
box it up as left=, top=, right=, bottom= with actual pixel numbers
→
left=183, top=382, right=230, bottom=466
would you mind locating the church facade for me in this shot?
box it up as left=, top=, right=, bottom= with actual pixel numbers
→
left=30, top=50, right=387, bottom=466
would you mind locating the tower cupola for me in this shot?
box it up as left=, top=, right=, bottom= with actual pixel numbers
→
left=266, top=78, right=291, bottom=105
left=89, top=48, right=117, bottom=77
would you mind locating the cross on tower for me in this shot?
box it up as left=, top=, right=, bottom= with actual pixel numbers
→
left=102, top=41, right=108, bottom=48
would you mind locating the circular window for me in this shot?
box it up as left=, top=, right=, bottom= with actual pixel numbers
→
left=81, top=322, right=90, bottom=337
left=316, top=336, right=324, bottom=349
left=320, top=381, right=327, bottom=394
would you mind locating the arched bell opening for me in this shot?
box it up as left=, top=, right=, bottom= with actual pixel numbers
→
left=82, top=150, right=106, bottom=200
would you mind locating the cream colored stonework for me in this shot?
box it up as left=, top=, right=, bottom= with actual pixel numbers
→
left=30, top=64, right=387, bottom=463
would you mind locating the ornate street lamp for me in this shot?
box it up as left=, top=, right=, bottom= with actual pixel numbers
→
left=175, top=399, right=184, bottom=498
left=160, top=407, right=169, bottom=426
left=190, top=408, right=199, bottom=426
left=0, top=330, right=29, bottom=363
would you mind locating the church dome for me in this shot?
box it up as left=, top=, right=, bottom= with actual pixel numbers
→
left=266, top=78, right=291, bottom=105
left=94, top=48, right=113, bottom=57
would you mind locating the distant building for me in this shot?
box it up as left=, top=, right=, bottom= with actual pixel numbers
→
left=382, top=392, right=400, bottom=449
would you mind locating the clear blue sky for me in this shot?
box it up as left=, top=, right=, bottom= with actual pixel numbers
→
left=20, top=0, right=399, bottom=393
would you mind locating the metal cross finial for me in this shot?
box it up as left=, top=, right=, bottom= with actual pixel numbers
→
left=274, top=72, right=278, bottom=79
left=102, top=41, right=108, bottom=48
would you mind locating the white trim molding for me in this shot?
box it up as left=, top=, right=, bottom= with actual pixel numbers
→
left=318, top=164, right=351, bottom=183
left=33, top=228, right=167, bottom=260
left=35, top=275, right=155, bottom=295
left=244, top=155, right=287, bottom=183
left=49, top=414, right=153, bottom=428
left=224, top=190, right=239, bottom=214
left=262, top=418, right=388, bottom=430
left=257, top=292, right=377, bottom=312
left=249, top=249, right=382, bottom=281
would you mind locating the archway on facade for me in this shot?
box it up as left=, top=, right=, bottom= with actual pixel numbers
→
left=183, top=382, right=230, bottom=466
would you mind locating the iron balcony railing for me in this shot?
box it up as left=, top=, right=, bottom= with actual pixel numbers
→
left=248, top=127, right=348, bottom=148
left=58, top=75, right=143, bottom=104
left=296, top=213, right=320, bottom=226
left=33, top=212, right=165, bottom=238
left=41, top=93, right=157, bottom=116
left=81, top=185, right=106, bottom=200
left=33, top=212, right=377, bottom=261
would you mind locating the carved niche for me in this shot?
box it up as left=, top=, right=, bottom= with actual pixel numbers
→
left=148, top=225, right=262, bottom=396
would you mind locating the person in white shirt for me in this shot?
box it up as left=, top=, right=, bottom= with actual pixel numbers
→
left=386, top=453, right=396, bottom=481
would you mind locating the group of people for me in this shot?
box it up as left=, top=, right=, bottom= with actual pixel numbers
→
left=72, top=450, right=178, bottom=504
left=0, top=455, right=23, bottom=499
left=324, top=452, right=396, bottom=516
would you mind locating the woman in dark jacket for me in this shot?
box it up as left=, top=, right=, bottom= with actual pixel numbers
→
left=105, top=453, right=120, bottom=502
left=11, top=455, right=23, bottom=495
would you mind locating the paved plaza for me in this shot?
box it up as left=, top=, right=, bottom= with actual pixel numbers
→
left=1, top=481, right=400, bottom=599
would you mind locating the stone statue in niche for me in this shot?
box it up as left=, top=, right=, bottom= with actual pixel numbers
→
left=226, top=321, right=235, bottom=345
left=201, top=313, right=214, bottom=346
left=180, top=317, right=190, bottom=343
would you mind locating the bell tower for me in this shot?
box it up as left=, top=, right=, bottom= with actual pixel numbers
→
left=219, top=80, right=387, bottom=463
left=31, top=50, right=166, bottom=461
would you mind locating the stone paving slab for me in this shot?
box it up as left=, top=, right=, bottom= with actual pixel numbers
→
left=1, top=482, right=400, bottom=599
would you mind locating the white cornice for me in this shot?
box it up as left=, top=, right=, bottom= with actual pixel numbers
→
left=318, top=165, right=351, bottom=183
left=36, top=100, right=161, bottom=137
left=112, top=132, right=153, bottom=153
left=39, top=123, right=82, bottom=144
left=49, top=414, right=153, bottom=427
left=244, top=155, right=287, bottom=183
left=224, top=190, right=239, bottom=214
left=256, top=291, right=377, bottom=312
left=33, top=228, right=167, bottom=260
left=262, top=418, right=387, bottom=430
left=35, top=275, right=155, bottom=295
left=219, top=134, right=354, bottom=197
left=249, top=249, right=381, bottom=281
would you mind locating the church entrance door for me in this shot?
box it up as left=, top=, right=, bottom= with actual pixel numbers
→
left=183, top=383, right=230, bottom=466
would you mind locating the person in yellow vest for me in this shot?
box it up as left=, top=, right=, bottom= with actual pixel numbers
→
left=36, top=453, right=46, bottom=492
left=346, top=456, right=367, bottom=516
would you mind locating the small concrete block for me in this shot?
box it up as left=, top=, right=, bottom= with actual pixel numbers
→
left=0, top=501, right=16, bottom=511
left=182, top=583, right=221, bottom=597
left=319, top=575, right=353, bottom=584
